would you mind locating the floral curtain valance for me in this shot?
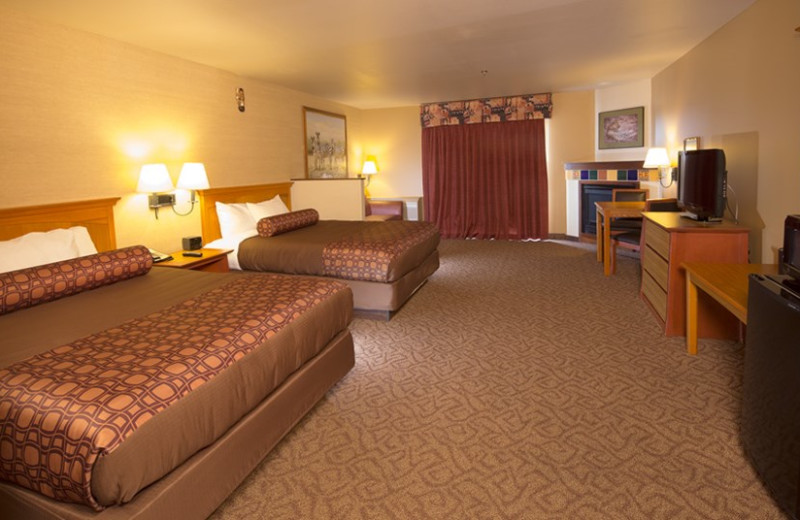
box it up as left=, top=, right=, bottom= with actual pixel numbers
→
left=420, top=93, right=552, bottom=128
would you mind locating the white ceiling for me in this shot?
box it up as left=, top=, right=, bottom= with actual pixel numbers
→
left=6, top=0, right=755, bottom=109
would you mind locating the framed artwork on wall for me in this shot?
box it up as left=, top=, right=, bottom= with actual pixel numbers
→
left=598, top=106, right=644, bottom=149
left=303, top=107, right=348, bottom=179
left=684, top=136, right=700, bottom=151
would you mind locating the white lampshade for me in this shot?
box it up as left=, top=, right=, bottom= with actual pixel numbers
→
left=643, top=147, right=671, bottom=168
left=361, top=156, right=378, bottom=176
left=177, top=162, right=210, bottom=190
left=137, top=164, right=173, bottom=193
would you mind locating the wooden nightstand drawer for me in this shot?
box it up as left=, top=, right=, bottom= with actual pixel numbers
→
left=642, top=245, right=669, bottom=291
left=645, top=222, right=670, bottom=259
left=642, top=270, right=668, bottom=322
left=154, top=248, right=232, bottom=273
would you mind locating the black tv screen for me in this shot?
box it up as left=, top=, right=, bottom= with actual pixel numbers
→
left=677, top=149, right=727, bottom=221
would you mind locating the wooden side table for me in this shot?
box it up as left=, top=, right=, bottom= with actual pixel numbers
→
left=154, top=248, right=233, bottom=273
left=682, top=262, right=779, bottom=355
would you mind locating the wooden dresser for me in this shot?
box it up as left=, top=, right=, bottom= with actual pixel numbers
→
left=640, top=212, right=749, bottom=338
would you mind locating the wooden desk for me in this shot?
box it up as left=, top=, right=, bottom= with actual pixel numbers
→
left=682, top=262, right=778, bottom=355
left=640, top=213, right=749, bottom=339
left=595, top=201, right=645, bottom=276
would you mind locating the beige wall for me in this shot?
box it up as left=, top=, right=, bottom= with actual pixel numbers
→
left=595, top=79, right=652, bottom=162
left=2, top=6, right=616, bottom=245
left=652, top=0, right=800, bottom=262
left=548, top=90, right=595, bottom=234
left=360, top=107, right=423, bottom=198
left=0, top=8, right=363, bottom=252
left=291, top=179, right=365, bottom=220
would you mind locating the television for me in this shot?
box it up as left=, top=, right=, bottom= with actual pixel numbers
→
left=785, top=215, right=800, bottom=281
left=677, top=149, right=727, bottom=221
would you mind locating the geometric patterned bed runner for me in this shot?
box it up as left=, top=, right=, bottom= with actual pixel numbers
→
left=0, top=273, right=346, bottom=510
left=322, top=221, right=439, bottom=283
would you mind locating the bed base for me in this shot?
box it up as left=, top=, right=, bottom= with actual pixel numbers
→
left=0, top=329, right=355, bottom=520
left=348, top=249, right=439, bottom=320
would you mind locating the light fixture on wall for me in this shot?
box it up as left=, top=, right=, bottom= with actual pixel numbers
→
left=137, top=163, right=175, bottom=219
left=137, top=162, right=210, bottom=218
left=643, top=147, right=674, bottom=188
left=235, top=87, right=245, bottom=112
left=173, top=162, right=210, bottom=216
left=361, top=155, right=378, bottom=198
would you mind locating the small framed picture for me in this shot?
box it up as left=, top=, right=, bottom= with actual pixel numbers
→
left=303, top=107, right=348, bottom=179
left=683, top=137, right=700, bottom=151
left=598, top=107, right=644, bottom=149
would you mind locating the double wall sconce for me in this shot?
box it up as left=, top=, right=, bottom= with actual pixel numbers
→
left=137, top=162, right=210, bottom=219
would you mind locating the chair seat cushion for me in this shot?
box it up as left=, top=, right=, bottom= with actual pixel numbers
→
left=615, top=231, right=642, bottom=245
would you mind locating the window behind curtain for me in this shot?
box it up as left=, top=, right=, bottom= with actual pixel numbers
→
left=422, top=118, right=548, bottom=240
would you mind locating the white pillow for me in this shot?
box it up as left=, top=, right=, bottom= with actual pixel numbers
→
left=216, top=202, right=257, bottom=239
left=71, top=226, right=98, bottom=256
left=0, top=227, right=92, bottom=273
left=247, top=196, right=289, bottom=222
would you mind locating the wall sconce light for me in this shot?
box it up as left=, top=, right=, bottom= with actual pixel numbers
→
left=643, top=147, right=674, bottom=188
left=361, top=155, right=378, bottom=198
left=137, top=162, right=210, bottom=218
left=174, top=162, right=210, bottom=216
left=137, top=163, right=175, bottom=219
left=235, top=87, right=245, bottom=112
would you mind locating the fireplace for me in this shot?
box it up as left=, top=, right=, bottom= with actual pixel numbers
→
left=580, top=181, right=639, bottom=238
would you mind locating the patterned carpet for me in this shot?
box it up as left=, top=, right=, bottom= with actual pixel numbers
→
left=210, top=239, right=783, bottom=519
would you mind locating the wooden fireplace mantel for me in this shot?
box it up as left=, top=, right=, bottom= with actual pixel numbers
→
left=565, top=160, right=645, bottom=170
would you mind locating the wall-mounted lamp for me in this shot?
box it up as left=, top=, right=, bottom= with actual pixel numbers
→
left=137, top=163, right=175, bottom=219
left=235, top=87, right=245, bottom=112
left=173, top=162, right=210, bottom=216
left=137, top=162, right=210, bottom=218
left=361, top=155, right=378, bottom=198
left=643, top=147, right=674, bottom=188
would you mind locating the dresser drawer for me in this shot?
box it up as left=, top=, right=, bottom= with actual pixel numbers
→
left=642, top=245, right=669, bottom=291
left=642, top=271, right=668, bottom=322
left=645, top=221, right=670, bottom=259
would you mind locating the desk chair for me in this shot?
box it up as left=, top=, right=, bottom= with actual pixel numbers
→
left=610, top=188, right=648, bottom=231
left=610, top=198, right=679, bottom=274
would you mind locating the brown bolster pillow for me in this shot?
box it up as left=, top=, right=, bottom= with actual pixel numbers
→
left=0, top=245, right=153, bottom=316
left=257, top=208, right=319, bottom=237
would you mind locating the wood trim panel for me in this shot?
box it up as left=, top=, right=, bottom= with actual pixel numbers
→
left=642, top=245, right=669, bottom=291
left=0, top=198, right=120, bottom=252
left=197, top=183, right=293, bottom=243
left=565, top=161, right=645, bottom=170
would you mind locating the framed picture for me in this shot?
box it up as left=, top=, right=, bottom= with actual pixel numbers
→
left=684, top=136, right=700, bottom=151
left=598, top=107, right=644, bottom=149
left=303, top=107, right=348, bottom=179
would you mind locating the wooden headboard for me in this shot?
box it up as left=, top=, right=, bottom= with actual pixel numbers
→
left=0, top=198, right=120, bottom=252
left=198, top=183, right=293, bottom=244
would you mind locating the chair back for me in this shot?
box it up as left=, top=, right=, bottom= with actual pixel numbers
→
left=645, top=198, right=680, bottom=212
left=612, top=188, right=648, bottom=202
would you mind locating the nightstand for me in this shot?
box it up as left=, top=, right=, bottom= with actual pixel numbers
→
left=154, top=248, right=233, bottom=273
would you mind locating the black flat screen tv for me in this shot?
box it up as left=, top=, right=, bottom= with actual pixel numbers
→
left=677, top=149, right=727, bottom=221
left=785, top=215, right=800, bottom=281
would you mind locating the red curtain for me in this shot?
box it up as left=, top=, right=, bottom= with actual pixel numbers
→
left=422, top=119, right=548, bottom=240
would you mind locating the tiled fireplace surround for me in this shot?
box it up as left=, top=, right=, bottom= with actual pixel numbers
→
left=564, top=160, right=658, bottom=183
left=564, top=161, right=660, bottom=240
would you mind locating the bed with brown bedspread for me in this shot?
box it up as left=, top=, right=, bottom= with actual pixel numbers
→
left=199, top=184, right=441, bottom=318
left=0, top=200, right=355, bottom=520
